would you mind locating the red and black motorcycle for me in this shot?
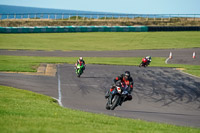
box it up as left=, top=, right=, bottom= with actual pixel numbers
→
left=139, top=58, right=151, bottom=67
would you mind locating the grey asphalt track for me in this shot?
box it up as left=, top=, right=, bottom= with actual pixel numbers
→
left=58, top=64, right=200, bottom=128
left=0, top=72, right=58, bottom=98
left=0, top=48, right=200, bottom=65
left=1, top=64, right=200, bottom=128
left=0, top=48, right=200, bottom=128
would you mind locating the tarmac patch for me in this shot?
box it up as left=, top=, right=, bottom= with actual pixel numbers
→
left=2, top=63, right=57, bottom=76
left=175, top=68, right=185, bottom=71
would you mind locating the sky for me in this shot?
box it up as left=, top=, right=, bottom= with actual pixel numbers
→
left=0, top=0, right=199, bottom=14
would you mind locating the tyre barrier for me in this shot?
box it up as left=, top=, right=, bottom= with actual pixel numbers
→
left=148, top=26, right=200, bottom=31
left=0, top=26, right=148, bottom=33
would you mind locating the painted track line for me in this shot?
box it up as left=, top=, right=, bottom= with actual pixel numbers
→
left=165, top=57, right=170, bottom=64
left=57, top=65, right=63, bottom=107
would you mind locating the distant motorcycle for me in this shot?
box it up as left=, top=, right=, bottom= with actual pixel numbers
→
left=106, top=83, right=129, bottom=110
left=139, top=58, right=150, bottom=67
left=139, top=61, right=150, bottom=67
left=75, top=64, right=84, bottom=77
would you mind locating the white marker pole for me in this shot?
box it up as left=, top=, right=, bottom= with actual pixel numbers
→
left=193, top=52, right=196, bottom=59
left=165, top=52, right=172, bottom=64
left=169, top=52, right=172, bottom=59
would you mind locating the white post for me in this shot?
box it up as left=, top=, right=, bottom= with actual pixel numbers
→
left=193, top=52, right=196, bottom=59
left=169, top=52, right=172, bottom=59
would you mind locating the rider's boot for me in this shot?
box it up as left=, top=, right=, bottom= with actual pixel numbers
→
left=119, top=97, right=125, bottom=106
left=119, top=100, right=123, bottom=106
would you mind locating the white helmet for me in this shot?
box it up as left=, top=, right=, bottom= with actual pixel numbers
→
left=79, top=57, right=83, bottom=60
left=146, top=56, right=151, bottom=61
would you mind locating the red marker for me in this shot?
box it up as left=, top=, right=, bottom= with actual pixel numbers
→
left=193, top=52, right=196, bottom=59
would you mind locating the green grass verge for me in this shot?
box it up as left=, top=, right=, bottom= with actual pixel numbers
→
left=0, top=55, right=200, bottom=77
left=0, top=85, right=199, bottom=133
left=0, top=32, right=200, bottom=51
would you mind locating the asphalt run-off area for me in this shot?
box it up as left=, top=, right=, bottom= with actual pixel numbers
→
left=0, top=48, right=200, bottom=128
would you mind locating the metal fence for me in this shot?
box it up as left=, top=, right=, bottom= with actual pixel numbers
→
left=0, top=13, right=200, bottom=21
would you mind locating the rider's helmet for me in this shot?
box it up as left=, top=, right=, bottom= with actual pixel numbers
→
left=124, top=71, right=130, bottom=80
left=79, top=57, right=83, bottom=61
left=146, top=56, right=152, bottom=61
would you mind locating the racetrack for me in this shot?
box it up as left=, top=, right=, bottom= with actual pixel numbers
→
left=0, top=48, right=200, bottom=128
left=59, top=64, right=200, bottom=128
left=1, top=63, right=200, bottom=128
left=1, top=48, right=200, bottom=65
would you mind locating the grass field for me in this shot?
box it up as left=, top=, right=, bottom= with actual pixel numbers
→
left=1, top=85, right=200, bottom=133
left=0, top=32, right=200, bottom=51
left=0, top=55, right=200, bottom=77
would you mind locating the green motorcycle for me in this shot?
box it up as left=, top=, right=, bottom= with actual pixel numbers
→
left=76, top=64, right=84, bottom=77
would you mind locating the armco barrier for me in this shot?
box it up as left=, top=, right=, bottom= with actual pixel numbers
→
left=0, top=26, right=148, bottom=33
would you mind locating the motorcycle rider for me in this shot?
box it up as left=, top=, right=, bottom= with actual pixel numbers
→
left=105, top=71, right=134, bottom=103
left=75, top=57, right=86, bottom=71
left=140, top=56, right=152, bottom=67
left=145, top=56, right=152, bottom=64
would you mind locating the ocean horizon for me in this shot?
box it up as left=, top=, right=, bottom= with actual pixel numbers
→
left=0, top=5, right=125, bottom=19
left=0, top=5, right=198, bottom=20
left=0, top=5, right=116, bottom=14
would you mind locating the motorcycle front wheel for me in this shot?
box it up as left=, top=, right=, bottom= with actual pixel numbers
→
left=105, top=102, right=110, bottom=110
left=76, top=69, right=81, bottom=77
left=110, top=95, right=120, bottom=110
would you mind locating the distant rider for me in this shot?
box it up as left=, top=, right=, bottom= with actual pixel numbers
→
left=105, top=71, right=134, bottom=103
left=75, top=57, right=86, bottom=71
left=141, top=56, right=152, bottom=66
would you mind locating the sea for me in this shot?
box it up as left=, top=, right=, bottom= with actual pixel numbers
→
left=0, top=5, right=197, bottom=20
left=0, top=5, right=112, bottom=14
left=0, top=5, right=122, bottom=19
